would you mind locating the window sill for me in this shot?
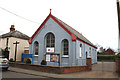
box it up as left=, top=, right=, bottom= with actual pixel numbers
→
left=33, top=55, right=38, bottom=57
left=88, top=56, right=91, bottom=57
left=62, top=55, right=69, bottom=58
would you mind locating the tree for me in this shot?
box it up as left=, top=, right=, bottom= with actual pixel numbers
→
left=2, top=47, right=9, bottom=59
left=99, top=47, right=104, bottom=53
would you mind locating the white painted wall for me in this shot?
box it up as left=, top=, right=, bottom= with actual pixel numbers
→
left=0, top=37, right=29, bottom=61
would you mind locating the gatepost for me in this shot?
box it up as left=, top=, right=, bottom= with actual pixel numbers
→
left=87, top=58, right=92, bottom=70
left=116, top=53, right=120, bottom=76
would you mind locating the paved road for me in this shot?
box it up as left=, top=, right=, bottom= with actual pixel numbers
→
left=63, top=62, right=118, bottom=78
left=1, top=62, right=118, bottom=79
left=92, top=62, right=116, bottom=72
left=2, top=70, right=46, bottom=78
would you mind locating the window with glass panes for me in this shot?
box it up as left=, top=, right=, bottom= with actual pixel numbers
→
left=62, top=39, right=69, bottom=56
left=46, top=33, right=55, bottom=48
left=80, top=44, right=82, bottom=57
left=89, top=47, right=91, bottom=57
left=6, top=38, right=9, bottom=47
left=34, top=41, right=39, bottom=55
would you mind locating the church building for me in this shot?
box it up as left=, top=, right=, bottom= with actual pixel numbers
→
left=29, top=10, right=97, bottom=66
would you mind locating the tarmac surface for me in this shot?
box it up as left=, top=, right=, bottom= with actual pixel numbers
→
left=2, top=70, right=46, bottom=78
left=8, top=67, right=119, bottom=78
left=2, top=62, right=120, bottom=79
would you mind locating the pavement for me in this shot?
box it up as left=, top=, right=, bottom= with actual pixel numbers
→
left=8, top=67, right=119, bottom=78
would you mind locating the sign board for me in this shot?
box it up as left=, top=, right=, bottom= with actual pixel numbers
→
left=21, top=53, right=33, bottom=64
left=45, top=53, right=60, bottom=66
left=46, top=54, right=50, bottom=61
left=46, top=47, right=54, bottom=53
left=51, top=54, right=59, bottom=62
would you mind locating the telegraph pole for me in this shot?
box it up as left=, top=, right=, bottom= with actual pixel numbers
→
left=117, top=0, right=120, bottom=53
left=13, top=41, right=19, bottom=63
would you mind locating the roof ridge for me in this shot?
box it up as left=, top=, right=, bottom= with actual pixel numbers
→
left=51, top=15, right=81, bottom=35
left=51, top=14, right=95, bottom=47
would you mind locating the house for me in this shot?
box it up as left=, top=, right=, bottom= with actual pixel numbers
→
left=0, top=25, right=30, bottom=61
left=29, top=10, right=97, bottom=66
left=102, top=48, right=115, bottom=55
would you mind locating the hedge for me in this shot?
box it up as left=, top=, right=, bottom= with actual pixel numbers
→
left=97, top=55, right=119, bottom=61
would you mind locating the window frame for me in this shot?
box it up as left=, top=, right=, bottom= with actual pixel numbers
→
left=62, top=39, right=69, bottom=57
left=89, top=47, right=91, bottom=57
left=80, top=44, right=82, bottom=57
left=34, top=41, right=39, bottom=56
left=45, top=33, right=55, bottom=53
left=6, top=38, right=9, bottom=47
left=46, top=33, right=55, bottom=48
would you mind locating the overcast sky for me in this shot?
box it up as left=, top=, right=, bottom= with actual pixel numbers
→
left=0, top=0, right=118, bottom=51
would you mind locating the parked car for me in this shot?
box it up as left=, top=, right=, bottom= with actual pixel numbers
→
left=0, top=56, right=9, bottom=71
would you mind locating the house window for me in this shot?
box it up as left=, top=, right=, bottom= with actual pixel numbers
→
left=92, top=49, right=94, bottom=57
left=89, top=47, right=91, bottom=57
left=6, top=38, right=9, bottom=47
left=46, top=33, right=55, bottom=48
left=34, top=41, right=39, bottom=55
left=80, top=44, right=82, bottom=57
left=62, top=39, right=69, bottom=57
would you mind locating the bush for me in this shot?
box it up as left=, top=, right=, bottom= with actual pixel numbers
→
left=118, top=53, right=120, bottom=58
left=97, top=55, right=118, bottom=61
left=9, top=58, right=14, bottom=62
left=41, top=60, right=46, bottom=65
left=26, top=58, right=31, bottom=64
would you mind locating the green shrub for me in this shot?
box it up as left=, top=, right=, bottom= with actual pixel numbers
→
left=97, top=55, right=118, bottom=61
left=41, top=60, right=46, bottom=65
left=9, top=58, right=14, bottom=62
left=26, top=58, right=31, bottom=64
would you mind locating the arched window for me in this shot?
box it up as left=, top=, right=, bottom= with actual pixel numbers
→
left=34, top=41, right=39, bottom=55
left=62, top=39, right=69, bottom=57
left=45, top=33, right=55, bottom=48
left=80, top=44, right=82, bottom=57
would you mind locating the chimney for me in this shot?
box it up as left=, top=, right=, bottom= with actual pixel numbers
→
left=10, top=25, right=15, bottom=32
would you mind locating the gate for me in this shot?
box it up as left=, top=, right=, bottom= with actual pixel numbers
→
left=21, top=53, right=33, bottom=64
left=93, top=55, right=116, bottom=72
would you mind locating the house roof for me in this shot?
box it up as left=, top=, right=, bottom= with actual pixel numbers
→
left=103, top=48, right=115, bottom=55
left=0, top=30, right=30, bottom=40
left=29, top=12, right=97, bottom=49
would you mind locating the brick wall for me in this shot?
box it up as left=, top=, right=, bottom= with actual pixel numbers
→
left=10, top=58, right=92, bottom=74
left=87, top=58, right=92, bottom=70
